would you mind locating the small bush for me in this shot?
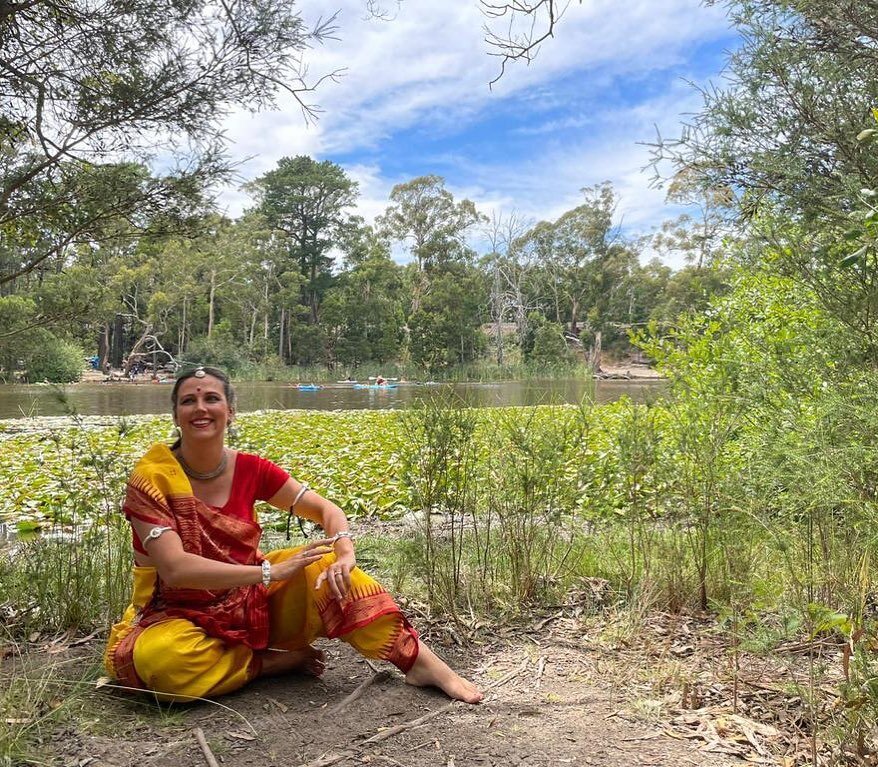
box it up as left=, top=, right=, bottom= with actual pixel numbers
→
left=182, top=331, right=247, bottom=372
left=25, top=333, right=84, bottom=383
left=530, top=322, right=574, bottom=365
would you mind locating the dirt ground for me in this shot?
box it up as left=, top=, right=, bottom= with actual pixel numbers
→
left=37, top=630, right=740, bottom=767
left=9, top=600, right=848, bottom=767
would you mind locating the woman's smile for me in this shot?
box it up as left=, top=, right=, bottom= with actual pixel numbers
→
left=175, top=376, right=232, bottom=438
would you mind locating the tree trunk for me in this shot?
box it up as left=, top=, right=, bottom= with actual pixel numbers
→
left=493, top=268, right=504, bottom=366
left=249, top=308, right=257, bottom=348
left=310, top=260, right=319, bottom=323
left=121, top=325, right=153, bottom=376
left=278, top=307, right=285, bottom=361
left=207, top=270, right=216, bottom=338
left=112, top=313, right=124, bottom=367
left=179, top=297, right=188, bottom=353
left=569, top=297, right=580, bottom=335
left=98, top=323, right=110, bottom=367
left=589, top=330, right=602, bottom=372
left=263, top=279, right=270, bottom=352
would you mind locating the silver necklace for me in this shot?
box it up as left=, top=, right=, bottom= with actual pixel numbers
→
left=176, top=449, right=228, bottom=481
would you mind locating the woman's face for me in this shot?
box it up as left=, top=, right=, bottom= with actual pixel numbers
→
left=173, top=374, right=233, bottom=446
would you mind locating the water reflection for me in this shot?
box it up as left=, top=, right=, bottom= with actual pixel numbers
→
left=0, top=378, right=665, bottom=419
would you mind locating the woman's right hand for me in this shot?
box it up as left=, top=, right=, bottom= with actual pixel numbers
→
left=268, top=539, right=334, bottom=582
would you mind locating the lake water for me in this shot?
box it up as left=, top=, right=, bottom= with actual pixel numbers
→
left=0, top=378, right=664, bottom=419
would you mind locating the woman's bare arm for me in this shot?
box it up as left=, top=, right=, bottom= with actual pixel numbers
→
left=267, top=478, right=356, bottom=598
left=129, top=516, right=331, bottom=589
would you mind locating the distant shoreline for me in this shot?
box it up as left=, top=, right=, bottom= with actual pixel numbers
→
left=73, top=363, right=663, bottom=386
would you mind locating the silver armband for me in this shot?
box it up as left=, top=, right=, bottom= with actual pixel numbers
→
left=143, top=526, right=173, bottom=546
left=291, top=483, right=310, bottom=509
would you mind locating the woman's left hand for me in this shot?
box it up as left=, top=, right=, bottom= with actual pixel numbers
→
left=314, top=550, right=356, bottom=600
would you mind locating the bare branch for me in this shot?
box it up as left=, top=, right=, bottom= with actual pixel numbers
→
left=481, top=0, right=580, bottom=86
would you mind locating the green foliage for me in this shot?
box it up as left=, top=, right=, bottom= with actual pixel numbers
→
left=1, top=0, right=320, bottom=285
left=182, top=328, right=248, bottom=372
left=247, top=156, right=358, bottom=343
left=23, top=334, right=84, bottom=383
left=654, top=0, right=878, bottom=225
left=525, top=313, right=573, bottom=365
left=0, top=295, right=38, bottom=380
left=408, top=266, right=488, bottom=372
left=377, top=175, right=485, bottom=272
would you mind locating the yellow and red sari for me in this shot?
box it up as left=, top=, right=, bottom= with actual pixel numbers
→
left=104, top=443, right=418, bottom=701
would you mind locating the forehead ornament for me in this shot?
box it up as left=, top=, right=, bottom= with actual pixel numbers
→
left=193, top=367, right=206, bottom=378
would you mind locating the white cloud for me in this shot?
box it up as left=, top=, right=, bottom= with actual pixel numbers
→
left=216, top=0, right=735, bottom=267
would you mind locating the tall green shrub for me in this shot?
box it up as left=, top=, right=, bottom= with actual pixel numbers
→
left=25, top=333, right=84, bottom=383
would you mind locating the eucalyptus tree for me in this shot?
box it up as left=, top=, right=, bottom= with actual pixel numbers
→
left=516, top=182, right=619, bottom=339
left=377, top=173, right=486, bottom=353
left=482, top=210, right=534, bottom=364
left=377, top=175, right=484, bottom=274
left=322, top=227, right=404, bottom=367
left=247, top=156, right=358, bottom=330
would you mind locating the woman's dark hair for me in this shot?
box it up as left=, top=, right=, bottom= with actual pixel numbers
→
left=170, top=365, right=236, bottom=449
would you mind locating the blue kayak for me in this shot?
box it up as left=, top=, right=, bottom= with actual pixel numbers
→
left=353, top=383, right=398, bottom=390
left=297, top=384, right=323, bottom=391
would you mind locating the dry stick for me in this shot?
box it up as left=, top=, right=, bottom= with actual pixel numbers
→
left=294, top=657, right=529, bottom=767
left=363, top=656, right=530, bottom=745
left=362, top=700, right=456, bottom=745
left=363, top=658, right=383, bottom=674
left=193, top=728, right=220, bottom=767
left=297, top=752, right=357, bottom=767
left=534, top=656, right=547, bottom=688
left=326, top=670, right=391, bottom=716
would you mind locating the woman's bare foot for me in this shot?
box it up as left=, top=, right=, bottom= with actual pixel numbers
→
left=405, top=641, right=483, bottom=703
left=259, top=645, right=326, bottom=678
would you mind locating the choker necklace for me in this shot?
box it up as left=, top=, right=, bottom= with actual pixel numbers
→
left=176, top=449, right=228, bottom=481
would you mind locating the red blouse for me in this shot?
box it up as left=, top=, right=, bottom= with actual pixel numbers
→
left=131, top=452, right=290, bottom=555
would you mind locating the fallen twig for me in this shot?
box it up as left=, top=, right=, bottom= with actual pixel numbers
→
left=193, top=728, right=220, bottom=767
left=293, top=657, right=530, bottom=767
left=327, top=670, right=391, bottom=716
left=296, top=751, right=356, bottom=767
left=362, top=702, right=455, bottom=745
left=534, top=656, right=546, bottom=688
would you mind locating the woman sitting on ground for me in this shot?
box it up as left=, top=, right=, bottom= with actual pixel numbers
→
left=104, top=365, right=482, bottom=703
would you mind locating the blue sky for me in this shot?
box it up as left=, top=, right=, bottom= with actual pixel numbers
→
left=219, top=1, right=739, bottom=267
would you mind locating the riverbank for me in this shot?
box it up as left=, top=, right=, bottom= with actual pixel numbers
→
left=75, top=357, right=663, bottom=386
left=596, top=361, right=663, bottom=380
left=0, top=377, right=665, bottom=421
